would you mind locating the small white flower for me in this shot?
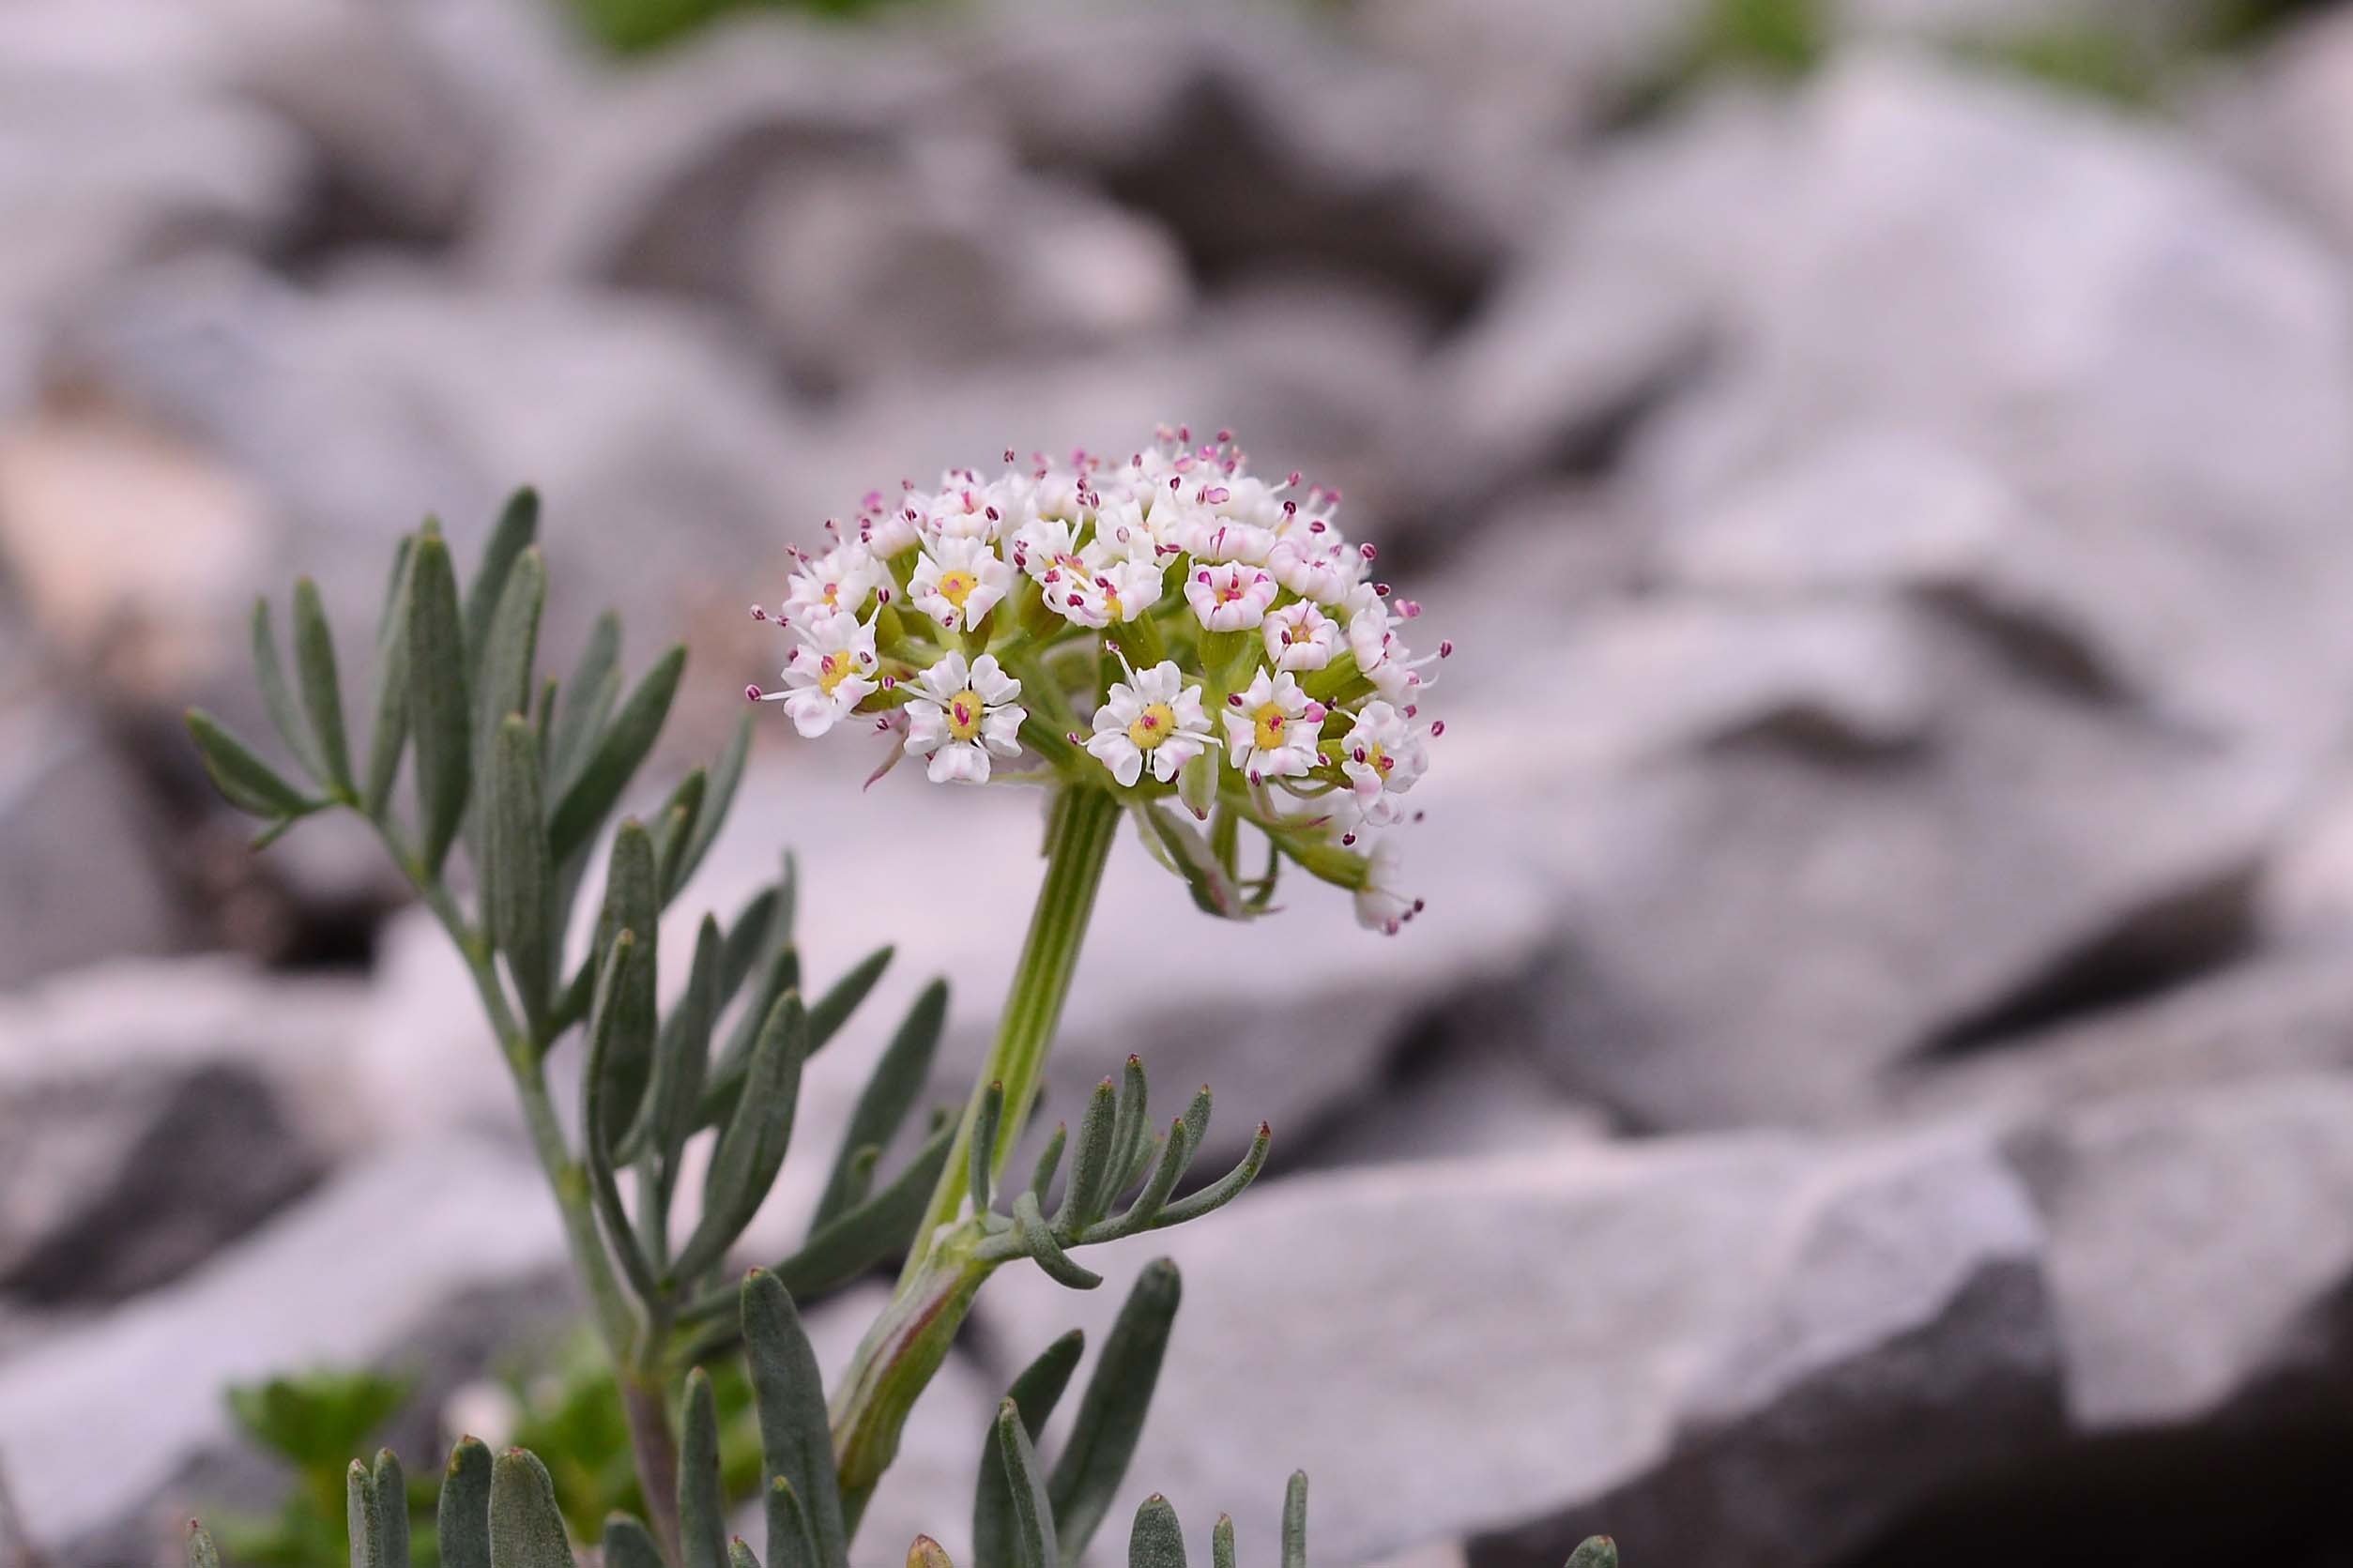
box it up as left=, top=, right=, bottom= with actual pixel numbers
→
left=1062, top=551, right=1165, bottom=628
left=1337, top=700, right=1427, bottom=826
left=783, top=542, right=881, bottom=623
left=769, top=613, right=880, bottom=738
left=910, top=536, right=1012, bottom=631
left=924, top=470, right=1024, bottom=543
left=1269, top=520, right=1360, bottom=605
left=1012, top=517, right=1090, bottom=586
left=1184, top=513, right=1277, bottom=566
left=1086, top=660, right=1214, bottom=786
left=1261, top=601, right=1337, bottom=673
left=904, top=651, right=1027, bottom=785
left=1185, top=561, right=1278, bottom=632
left=1090, top=493, right=1160, bottom=560
left=865, top=499, right=924, bottom=557
left=1352, top=839, right=1418, bottom=935
left=1222, top=667, right=1324, bottom=781
left=1342, top=583, right=1395, bottom=672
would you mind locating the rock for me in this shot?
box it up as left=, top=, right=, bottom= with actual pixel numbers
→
left=741, top=153, right=1189, bottom=393
left=962, top=2, right=1524, bottom=314
left=2019, top=1075, right=2353, bottom=1432
left=2195, top=5, right=2353, bottom=274
left=0, top=706, right=184, bottom=990
left=0, top=1136, right=565, bottom=1549
left=970, top=1128, right=2056, bottom=1567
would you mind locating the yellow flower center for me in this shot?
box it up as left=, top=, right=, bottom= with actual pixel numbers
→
left=1252, top=703, right=1289, bottom=753
left=1216, top=579, right=1249, bottom=605
left=1365, top=741, right=1393, bottom=776
left=937, top=569, right=978, bottom=608
left=945, top=689, right=986, bottom=742
left=1126, top=702, right=1178, bottom=751
left=817, top=649, right=863, bottom=694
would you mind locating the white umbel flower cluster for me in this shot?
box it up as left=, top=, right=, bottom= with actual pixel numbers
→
left=749, top=427, right=1446, bottom=932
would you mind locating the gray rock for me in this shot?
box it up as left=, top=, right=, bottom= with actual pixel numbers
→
left=0, top=1136, right=564, bottom=1547
left=2195, top=5, right=2353, bottom=276
left=970, top=1128, right=2055, bottom=1568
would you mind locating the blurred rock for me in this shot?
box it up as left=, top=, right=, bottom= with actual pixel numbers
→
left=743, top=152, right=1189, bottom=392
left=974, top=1128, right=2056, bottom=1568
left=2195, top=4, right=2353, bottom=273
left=0, top=1136, right=564, bottom=1549
left=0, top=707, right=183, bottom=990
left=0, top=1061, right=325, bottom=1305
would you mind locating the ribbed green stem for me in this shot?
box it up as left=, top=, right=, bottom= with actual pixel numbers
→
left=905, top=784, right=1122, bottom=1278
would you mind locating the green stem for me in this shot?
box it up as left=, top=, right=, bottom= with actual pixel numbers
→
left=904, top=784, right=1121, bottom=1278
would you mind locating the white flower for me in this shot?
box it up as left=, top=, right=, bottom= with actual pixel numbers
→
left=1063, top=551, right=1165, bottom=628
left=1337, top=700, right=1426, bottom=826
left=783, top=542, right=881, bottom=623
left=769, top=613, right=879, bottom=738
left=865, top=498, right=924, bottom=557
left=1012, top=517, right=1090, bottom=586
left=1090, top=493, right=1160, bottom=560
left=1268, top=520, right=1360, bottom=605
left=924, top=469, right=1025, bottom=543
left=1086, top=660, right=1213, bottom=786
left=1184, top=513, right=1277, bottom=566
left=1261, top=601, right=1337, bottom=673
left=1185, top=561, right=1278, bottom=632
left=1342, top=583, right=1397, bottom=671
left=1222, top=667, right=1323, bottom=781
left=904, top=651, right=1027, bottom=785
left=1352, top=840, right=1418, bottom=935
left=910, top=536, right=1012, bottom=631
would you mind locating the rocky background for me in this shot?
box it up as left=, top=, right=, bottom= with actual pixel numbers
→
left=11, top=0, right=2353, bottom=1563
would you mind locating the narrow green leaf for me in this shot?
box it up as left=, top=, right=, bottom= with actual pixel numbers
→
left=721, top=885, right=783, bottom=1012
left=489, top=1449, right=577, bottom=1568
left=347, top=1461, right=382, bottom=1568
left=549, top=643, right=686, bottom=867
left=1138, top=803, right=1247, bottom=921
left=640, top=915, right=720, bottom=1173
left=680, top=1369, right=727, bottom=1568
left=1212, top=1515, right=1235, bottom=1568
left=1057, top=1080, right=1120, bottom=1231
left=1155, top=1123, right=1271, bottom=1228
left=486, top=716, right=556, bottom=1035
left=654, top=768, right=709, bottom=905
left=603, top=1515, right=666, bottom=1568
left=188, top=1522, right=222, bottom=1568
left=814, top=979, right=948, bottom=1229
left=363, top=537, right=418, bottom=819
left=1281, top=1474, right=1306, bottom=1568
left=974, top=1332, right=1084, bottom=1568
left=767, top=1477, right=822, bottom=1568
left=765, top=1123, right=947, bottom=1302
left=1047, top=1260, right=1182, bottom=1558
left=970, top=1080, right=1004, bottom=1217
left=675, top=713, right=753, bottom=897
left=592, top=823, right=662, bottom=1147
left=1096, top=1122, right=1189, bottom=1241
left=552, top=610, right=622, bottom=790
left=701, top=943, right=800, bottom=1128
left=585, top=930, right=662, bottom=1303
left=406, top=532, right=472, bottom=875
left=291, top=579, right=353, bottom=793
left=908, top=1538, right=955, bottom=1568
left=187, top=709, right=313, bottom=820
left=474, top=547, right=546, bottom=793
left=252, top=597, right=325, bottom=783
left=675, top=992, right=806, bottom=1283
left=1027, top=1124, right=1068, bottom=1210
left=729, top=1539, right=764, bottom=1568
left=809, top=945, right=894, bottom=1056
left=372, top=1450, right=411, bottom=1568
left=994, top=1400, right=1059, bottom=1568
left=743, top=1270, right=848, bottom=1568
left=1564, top=1538, right=1617, bottom=1568
left=1013, top=1192, right=1102, bottom=1291
left=1179, top=1088, right=1213, bottom=1175
left=1128, top=1497, right=1187, bottom=1568
left=463, top=488, right=540, bottom=677
left=439, top=1437, right=493, bottom=1568
left=1106, top=1056, right=1149, bottom=1207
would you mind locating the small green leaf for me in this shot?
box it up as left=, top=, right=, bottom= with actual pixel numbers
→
left=549, top=643, right=686, bottom=867
left=1137, top=802, right=1248, bottom=921
left=489, top=1449, right=578, bottom=1568
left=994, top=1399, right=1059, bottom=1568
left=252, top=597, right=326, bottom=784
left=975, top=1332, right=1084, bottom=1568
left=604, top=1515, right=666, bottom=1568
left=1048, top=1259, right=1182, bottom=1558
left=372, top=1449, right=412, bottom=1568
left=970, top=1080, right=1004, bottom=1216
left=680, top=1369, right=727, bottom=1568
left=730, top=1539, right=764, bottom=1568
left=674, top=993, right=806, bottom=1282
left=591, top=822, right=662, bottom=1147
left=1013, top=1192, right=1102, bottom=1291
left=464, top=488, right=540, bottom=677
left=1106, top=1056, right=1150, bottom=1207
left=1096, top=1121, right=1189, bottom=1241
left=474, top=547, right=547, bottom=804
left=440, top=1437, right=493, bottom=1568
left=701, top=943, right=801, bottom=1128
left=406, top=531, right=472, bottom=875
left=1212, top=1515, right=1235, bottom=1568
left=1057, top=1079, right=1120, bottom=1231
left=1027, top=1123, right=1068, bottom=1210
left=814, top=979, right=948, bottom=1229
left=347, top=1461, right=383, bottom=1568
left=743, top=1270, right=848, bottom=1568
left=1128, top=1497, right=1187, bottom=1568
left=1565, top=1537, right=1617, bottom=1568
left=675, top=713, right=753, bottom=897
left=809, top=945, right=894, bottom=1056
left=187, top=1522, right=221, bottom=1568
left=653, top=768, right=709, bottom=905
left=1155, top=1123, right=1271, bottom=1228
left=768, top=1477, right=822, bottom=1568
left=585, top=930, right=662, bottom=1303
left=908, top=1538, right=955, bottom=1568
left=187, top=709, right=313, bottom=820
left=720, top=884, right=783, bottom=1011
left=363, top=535, right=418, bottom=819
left=1281, top=1473, right=1306, bottom=1568
left=639, top=914, right=720, bottom=1174
left=293, top=578, right=354, bottom=794
left=552, top=610, right=622, bottom=790
left=487, top=716, right=557, bottom=1035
